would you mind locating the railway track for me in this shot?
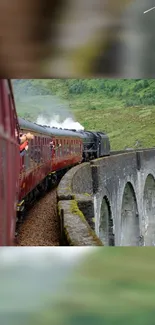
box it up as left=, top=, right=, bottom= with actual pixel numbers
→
left=16, top=188, right=60, bottom=246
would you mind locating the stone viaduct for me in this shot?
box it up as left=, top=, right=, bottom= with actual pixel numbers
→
left=57, top=148, right=155, bottom=246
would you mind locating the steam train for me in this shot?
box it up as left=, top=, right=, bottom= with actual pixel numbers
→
left=17, top=118, right=110, bottom=219
left=0, top=78, right=110, bottom=245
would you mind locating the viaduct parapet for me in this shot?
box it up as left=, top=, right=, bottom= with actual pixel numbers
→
left=57, top=149, right=155, bottom=246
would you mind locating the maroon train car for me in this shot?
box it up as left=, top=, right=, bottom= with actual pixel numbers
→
left=0, top=79, right=20, bottom=245
left=17, top=118, right=83, bottom=218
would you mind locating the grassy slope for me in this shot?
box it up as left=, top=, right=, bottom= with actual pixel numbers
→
left=12, top=79, right=155, bottom=150
left=32, top=248, right=155, bottom=325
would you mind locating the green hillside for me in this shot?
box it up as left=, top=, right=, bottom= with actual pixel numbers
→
left=2, top=248, right=155, bottom=325
left=32, top=248, right=155, bottom=325
left=12, top=79, right=155, bottom=150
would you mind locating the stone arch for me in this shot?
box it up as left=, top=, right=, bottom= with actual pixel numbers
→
left=121, top=182, right=140, bottom=246
left=143, top=174, right=155, bottom=246
left=99, top=196, right=114, bottom=246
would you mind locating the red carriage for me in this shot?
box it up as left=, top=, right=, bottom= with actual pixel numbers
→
left=0, top=79, right=20, bottom=245
left=17, top=118, right=83, bottom=219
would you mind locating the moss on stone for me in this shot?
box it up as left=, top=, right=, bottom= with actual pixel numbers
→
left=70, top=200, right=102, bottom=246
left=70, top=200, right=85, bottom=222
left=57, top=202, right=61, bottom=217
left=61, top=186, right=72, bottom=191
left=57, top=188, right=102, bottom=246
left=83, top=193, right=91, bottom=196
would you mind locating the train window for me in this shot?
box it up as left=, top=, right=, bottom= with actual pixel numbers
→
left=42, top=137, right=44, bottom=160
left=32, top=135, right=40, bottom=165
left=45, top=138, right=48, bottom=160
left=0, top=139, right=7, bottom=245
left=66, top=141, right=68, bottom=155
left=74, top=142, right=76, bottom=154
left=45, top=138, right=48, bottom=159
left=0, top=83, right=6, bottom=132
left=57, top=140, right=60, bottom=157
left=24, top=148, right=30, bottom=170
left=63, top=140, right=66, bottom=156
left=29, top=137, right=34, bottom=168
left=40, top=137, right=43, bottom=163
left=30, top=136, right=35, bottom=166
left=55, top=139, right=58, bottom=157
left=59, top=144, right=62, bottom=157
left=8, top=95, right=13, bottom=136
left=60, top=140, right=63, bottom=157
left=67, top=141, right=69, bottom=156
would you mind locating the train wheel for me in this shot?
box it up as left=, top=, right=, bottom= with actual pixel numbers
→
left=37, top=178, right=48, bottom=194
left=96, top=148, right=100, bottom=158
left=51, top=173, right=57, bottom=185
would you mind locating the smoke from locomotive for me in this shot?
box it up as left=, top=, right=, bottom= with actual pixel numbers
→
left=36, top=114, right=84, bottom=131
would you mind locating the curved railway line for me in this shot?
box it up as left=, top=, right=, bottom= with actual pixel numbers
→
left=16, top=187, right=60, bottom=246
left=15, top=147, right=155, bottom=246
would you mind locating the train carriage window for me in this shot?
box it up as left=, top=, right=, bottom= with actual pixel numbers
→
left=65, top=141, right=68, bottom=156
left=74, top=141, right=76, bottom=154
left=31, top=135, right=37, bottom=166
left=8, top=95, right=15, bottom=137
left=0, top=138, right=7, bottom=245
left=44, top=137, right=48, bottom=160
left=47, top=138, right=51, bottom=159
left=29, top=137, right=34, bottom=168
left=57, top=140, right=60, bottom=157
left=55, top=139, right=58, bottom=157
left=59, top=139, right=62, bottom=157
left=66, top=142, right=68, bottom=156
left=0, top=85, right=6, bottom=132
left=45, top=138, right=48, bottom=160
left=35, top=136, right=41, bottom=164
left=63, top=142, right=65, bottom=156
left=63, top=140, right=65, bottom=156
left=41, top=137, right=44, bottom=160
left=24, top=147, right=30, bottom=170
left=40, top=137, right=43, bottom=163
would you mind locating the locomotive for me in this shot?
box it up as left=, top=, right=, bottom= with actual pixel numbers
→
left=77, top=130, right=110, bottom=161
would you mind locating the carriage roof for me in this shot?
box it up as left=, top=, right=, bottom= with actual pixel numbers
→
left=18, top=117, right=84, bottom=139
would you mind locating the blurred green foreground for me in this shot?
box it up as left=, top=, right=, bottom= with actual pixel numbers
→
left=0, top=248, right=155, bottom=325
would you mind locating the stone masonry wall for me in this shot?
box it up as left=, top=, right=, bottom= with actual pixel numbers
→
left=57, top=163, right=102, bottom=246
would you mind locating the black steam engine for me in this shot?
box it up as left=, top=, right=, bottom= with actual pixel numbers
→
left=75, top=130, right=110, bottom=161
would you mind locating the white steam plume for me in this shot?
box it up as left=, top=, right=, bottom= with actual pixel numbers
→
left=36, top=114, right=84, bottom=131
